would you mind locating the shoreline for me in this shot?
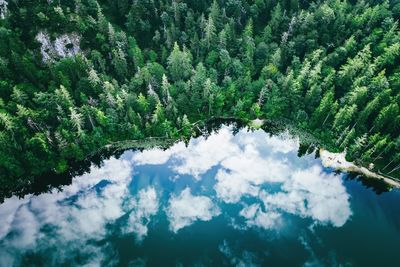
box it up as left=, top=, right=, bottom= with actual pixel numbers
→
left=319, top=149, right=400, bottom=189
left=249, top=118, right=400, bottom=189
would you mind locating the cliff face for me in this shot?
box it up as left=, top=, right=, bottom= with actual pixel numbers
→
left=35, top=31, right=81, bottom=63
left=0, top=0, right=7, bottom=19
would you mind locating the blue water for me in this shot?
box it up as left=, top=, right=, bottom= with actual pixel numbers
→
left=1, top=126, right=400, bottom=266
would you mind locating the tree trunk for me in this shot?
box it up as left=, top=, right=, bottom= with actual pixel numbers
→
left=88, top=114, right=95, bottom=130
left=388, top=164, right=400, bottom=174
left=383, top=158, right=395, bottom=170
left=373, top=149, right=386, bottom=162
left=322, top=110, right=332, bottom=126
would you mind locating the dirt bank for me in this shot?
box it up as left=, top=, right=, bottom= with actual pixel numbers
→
left=319, top=149, right=400, bottom=189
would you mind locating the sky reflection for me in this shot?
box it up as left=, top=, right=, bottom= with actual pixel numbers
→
left=0, top=126, right=354, bottom=266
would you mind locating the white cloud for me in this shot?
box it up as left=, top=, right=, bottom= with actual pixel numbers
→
left=205, top=129, right=351, bottom=227
left=6, top=205, right=40, bottom=249
left=131, top=127, right=298, bottom=189
left=0, top=157, right=135, bottom=265
left=239, top=204, right=282, bottom=230
left=219, top=240, right=260, bottom=267
left=264, top=131, right=299, bottom=154
left=123, top=187, right=159, bottom=241
left=23, top=157, right=133, bottom=242
left=0, top=196, right=30, bottom=240
left=166, top=188, right=220, bottom=233
left=234, top=129, right=299, bottom=154
left=131, top=142, right=186, bottom=165
left=171, top=128, right=241, bottom=178
left=131, top=126, right=351, bottom=230
left=132, top=126, right=242, bottom=179
left=214, top=141, right=290, bottom=203
left=0, top=125, right=353, bottom=264
left=261, top=165, right=352, bottom=227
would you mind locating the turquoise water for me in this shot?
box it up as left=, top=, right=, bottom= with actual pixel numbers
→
left=1, top=126, right=400, bottom=266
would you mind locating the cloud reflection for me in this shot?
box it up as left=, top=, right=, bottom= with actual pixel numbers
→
left=132, top=126, right=351, bottom=228
left=0, top=125, right=352, bottom=265
left=0, top=158, right=144, bottom=265
left=123, top=187, right=159, bottom=241
left=214, top=140, right=290, bottom=203
left=219, top=240, right=261, bottom=267
left=166, top=188, right=220, bottom=233
left=261, top=165, right=351, bottom=227
left=239, top=204, right=282, bottom=230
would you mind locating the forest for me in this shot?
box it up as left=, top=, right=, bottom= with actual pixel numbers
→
left=0, top=0, right=400, bottom=198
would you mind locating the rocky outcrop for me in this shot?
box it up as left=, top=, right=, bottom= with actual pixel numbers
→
left=0, top=0, right=7, bottom=19
left=320, top=149, right=400, bottom=189
left=35, top=31, right=81, bottom=63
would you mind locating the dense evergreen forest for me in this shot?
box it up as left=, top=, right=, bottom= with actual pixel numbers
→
left=1, top=0, right=400, bottom=197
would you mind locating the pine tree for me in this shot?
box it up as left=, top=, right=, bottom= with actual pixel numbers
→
left=167, top=42, right=192, bottom=81
left=333, top=104, right=357, bottom=132
left=204, top=17, right=216, bottom=50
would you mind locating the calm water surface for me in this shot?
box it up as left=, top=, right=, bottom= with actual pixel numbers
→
left=1, top=126, right=400, bottom=266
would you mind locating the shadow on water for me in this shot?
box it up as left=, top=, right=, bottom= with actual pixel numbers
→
left=344, top=172, right=391, bottom=195
left=0, top=119, right=241, bottom=202
left=11, top=148, right=126, bottom=201
left=0, top=118, right=392, bottom=202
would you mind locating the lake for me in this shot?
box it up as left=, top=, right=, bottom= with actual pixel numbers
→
left=1, top=126, right=400, bottom=266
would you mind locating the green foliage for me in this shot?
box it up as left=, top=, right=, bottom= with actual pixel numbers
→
left=1, top=0, right=400, bottom=196
left=167, top=42, right=192, bottom=81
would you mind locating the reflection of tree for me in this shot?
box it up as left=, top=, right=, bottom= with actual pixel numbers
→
left=345, top=172, right=390, bottom=195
